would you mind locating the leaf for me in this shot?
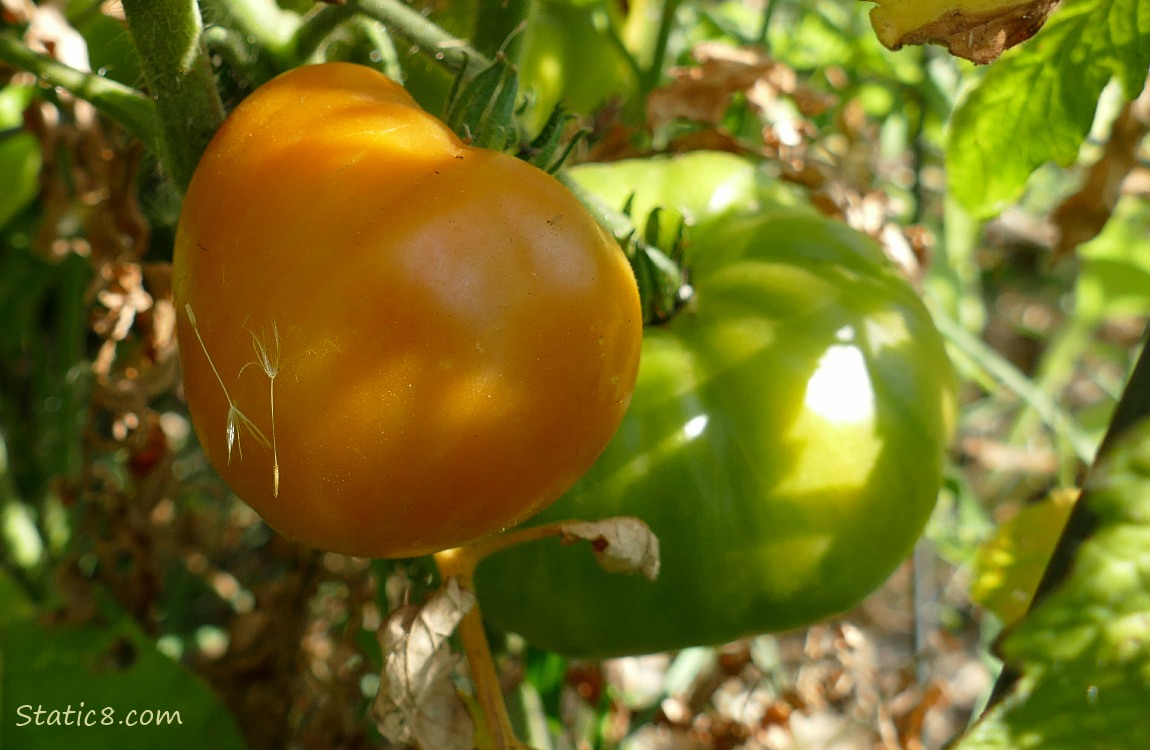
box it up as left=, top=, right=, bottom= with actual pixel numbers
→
left=866, top=0, right=1060, bottom=64
left=1050, top=83, right=1150, bottom=258
left=560, top=517, right=661, bottom=581
left=645, top=41, right=834, bottom=132
left=970, top=489, right=1077, bottom=627
left=371, top=577, right=476, bottom=750
left=952, top=418, right=1150, bottom=749
left=946, top=0, right=1150, bottom=216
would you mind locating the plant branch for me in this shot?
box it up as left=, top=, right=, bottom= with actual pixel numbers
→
left=433, top=547, right=530, bottom=750
left=342, top=0, right=491, bottom=82
left=293, top=4, right=354, bottom=62
left=0, top=33, right=158, bottom=150
left=121, top=0, right=225, bottom=192
left=199, top=0, right=300, bottom=71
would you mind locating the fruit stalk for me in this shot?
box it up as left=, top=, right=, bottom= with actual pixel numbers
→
left=121, top=0, right=225, bottom=191
left=433, top=547, right=531, bottom=750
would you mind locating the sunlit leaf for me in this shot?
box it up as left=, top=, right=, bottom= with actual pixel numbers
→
left=954, top=418, right=1150, bottom=749
left=946, top=0, right=1150, bottom=216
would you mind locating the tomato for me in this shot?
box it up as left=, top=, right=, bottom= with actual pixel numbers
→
left=474, top=158, right=956, bottom=657
left=567, top=150, right=806, bottom=247
left=172, top=63, right=642, bottom=559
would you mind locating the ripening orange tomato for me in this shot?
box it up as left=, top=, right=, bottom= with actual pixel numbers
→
left=172, top=63, right=642, bottom=558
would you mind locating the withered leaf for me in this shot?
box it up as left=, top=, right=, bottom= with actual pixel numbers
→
left=561, top=517, right=661, bottom=581
left=371, top=577, right=475, bottom=750
left=865, top=0, right=1061, bottom=65
left=1051, top=81, right=1150, bottom=259
left=647, top=41, right=833, bottom=133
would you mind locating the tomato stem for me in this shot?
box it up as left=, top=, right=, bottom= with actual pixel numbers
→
left=121, top=0, right=225, bottom=192
left=338, top=0, right=493, bottom=83
left=432, top=548, right=531, bottom=750
left=461, top=521, right=589, bottom=564
left=198, top=0, right=300, bottom=72
left=0, top=33, right=159, bottom=151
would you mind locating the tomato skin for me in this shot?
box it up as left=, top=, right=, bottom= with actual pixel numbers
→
left=173, top=63, right=642, bottom=559
left=474, top=168, right=956, bottom=657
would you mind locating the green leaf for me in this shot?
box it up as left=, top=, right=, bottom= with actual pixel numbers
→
left=953, top=418, right=1150, bottom=750
left=946, top=0, right=1150, bottom=216
left=444, top=56, right=521, bottom=151
left=0, top=574, right=247, bottom=750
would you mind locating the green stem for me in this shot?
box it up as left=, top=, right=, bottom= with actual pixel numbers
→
left=557, top=171, right=685, bottom=325
left=643, top=0, right=682, bottom=93
left=343, top=0, right=491, bottom=82
left=202, top=25, right=279, bottom=87
left=433, top=548, right=531, bottom=750
left=0, top=33, right=158, bottom=150
left=293, top=4, right=354, bottom=62
left=755, top=0, right=778, bottom=45
left=199, top=0, right=300, bottom=71
left=121, top=0, right=225, bottom=192
left=604, top=23, right=646, bottom=91
left=557, top=171, right=636, bottom=247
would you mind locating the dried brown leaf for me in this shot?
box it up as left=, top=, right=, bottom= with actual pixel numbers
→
left=866, top=0, right=1061, bottom=65
left=646, top=44, right=769, bottom=129
left=561, top=517, right=661, bottom=580
left=94, top=262, right=153, bottom=341
left=647, top=42, right=833, bottom=133
left=372, top=577, right=476, bottom=750
left=1051, top=79, right=1150, bottom=258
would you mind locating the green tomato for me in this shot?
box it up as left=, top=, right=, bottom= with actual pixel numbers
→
left=569, top=151, right=804, bottom=248
left=474, top=164, right=955, bottom=657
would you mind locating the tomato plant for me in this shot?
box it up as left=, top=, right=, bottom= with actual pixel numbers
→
left=172, top=62, right=642, bottom=559
left=474, top=158, right=957, bottom=657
